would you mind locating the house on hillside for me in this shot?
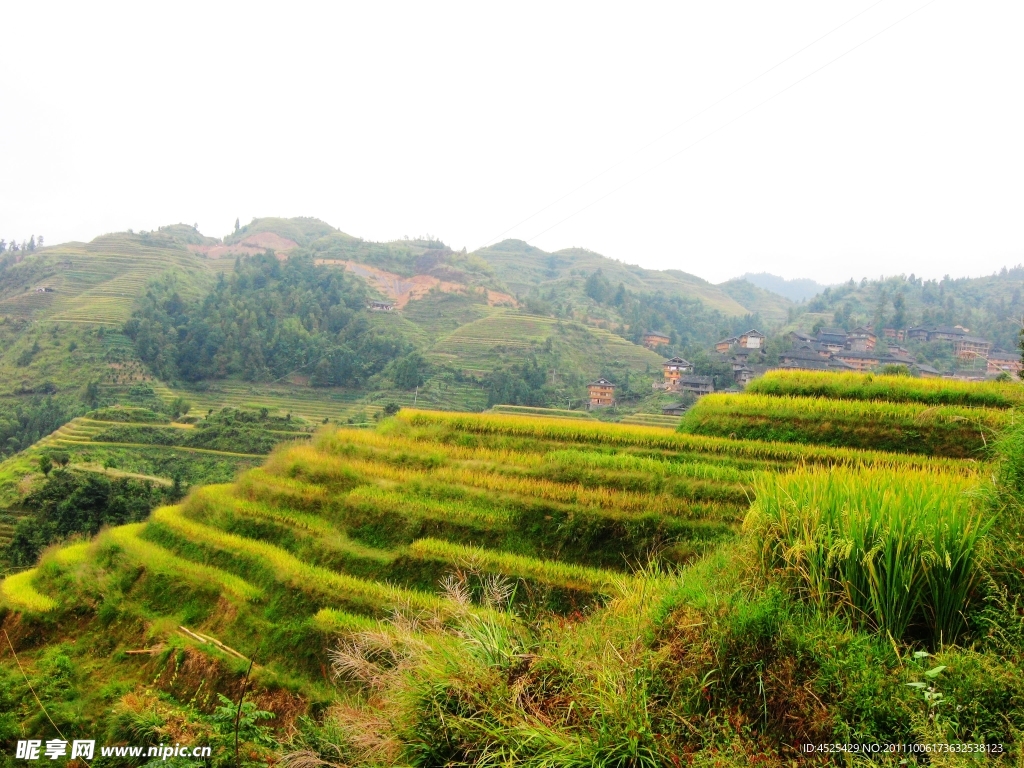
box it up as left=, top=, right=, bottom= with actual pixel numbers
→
left=912, top=362, right=941, bottom=378
left=831, top=349, right=883, bottom=371
left=738, top=329, right=765, bottom=349
left=676, top=375, right=715, bottom=397
left=662, top=402, right=691, bottom=416
left=987, top=351, right=1022, bottom=376
left=953, top=336, right=992, bottom=361
left=716, top=329, right=766, bottom=354
left=642, top=331, right=671, bottom=349
left=662, top=357, right=693, bottom=390
left=906, top=326, right=931, bottom=341
left=781, top=345, right=832, bottom=368
left=930, top=325, right=969, bottom=341
left=715, top=336, right=738, bottom=353
left=815, top=328, right=848, bottom=352
left=847, top=327, right=877, bottom=352
left=369, top=300, right=395, bottom=311
left=587, top=379, right=616, bottom=409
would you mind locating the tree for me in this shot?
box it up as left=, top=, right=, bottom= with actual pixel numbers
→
left=27, top=236, right=35, bottom=251
left=235, top=218, right=240, bottom=233
left=50, top=450, right=71, bottom=468
left=37, top=235, right=43, bottom=248
left=84, top=381, right=100, bottom=407
left=1018, top=324, right=1024, bottom=381
left=10, top=241, right=18, bottom=252
left=0, top=240, right=6, bottom=253
left=38, top=454, right=52, bottom=476
left=893, top=292, right=907, bottom=330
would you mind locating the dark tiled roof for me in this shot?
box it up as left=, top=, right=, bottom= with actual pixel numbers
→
left=678, top=375, right=714, bottom=385
left=589, top=378, right=614, bottom=386
left=663, top=357, right=691, bottom=366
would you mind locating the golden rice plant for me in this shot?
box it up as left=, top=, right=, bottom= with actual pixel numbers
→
left=0, top=569, right=56, bottom=612
left=685, top=393, right=1012, bottom=427
left=748, top=368, right=1024, bottom=408
left=680, top=394, right=1009, bottom=457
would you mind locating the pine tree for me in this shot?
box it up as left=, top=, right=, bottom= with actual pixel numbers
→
left=27, top=235, right=35, bottom=251
left=37, top=235, right=43, bottom=248
left=235, top=218, right=240, bottom=233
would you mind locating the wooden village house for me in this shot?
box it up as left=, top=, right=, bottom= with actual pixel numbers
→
left=587, top=378, right=616, bottom=408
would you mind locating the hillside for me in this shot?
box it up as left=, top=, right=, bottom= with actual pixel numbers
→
left=0, top=215, right=793, bottom=466
left=3, top=396, right=1022, bottom=763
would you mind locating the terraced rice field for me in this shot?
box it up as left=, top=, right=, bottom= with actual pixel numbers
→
left=680, top=388, right=1014, bottom=457
left=0, top=235, right=214, bottom=325
left=5, top=406, right=312, bottom=500
left=4, top=411, right=977, bottom=680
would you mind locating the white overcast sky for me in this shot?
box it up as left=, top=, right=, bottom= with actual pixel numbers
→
left=2, top=1, right=1022, bottom=285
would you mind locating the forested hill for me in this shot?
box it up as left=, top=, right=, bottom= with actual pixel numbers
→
left=788, top=269, right=1024, bottom=352
left=0, top=217, right=787, bottom=463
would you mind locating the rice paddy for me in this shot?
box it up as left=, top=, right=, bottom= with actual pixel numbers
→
left=679, top=391, right=1012, bottom=457
left=748, top=368, right=1024, bottom=408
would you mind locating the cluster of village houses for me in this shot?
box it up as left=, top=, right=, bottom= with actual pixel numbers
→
left=586, top=324, right=1022, bottom=410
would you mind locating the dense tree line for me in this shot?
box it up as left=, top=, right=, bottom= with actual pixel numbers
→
left=5, top=470, right=170, bottom=567
left=125, top=253, right=419, bottom=386
left=0, top=396, right=83, bottom=458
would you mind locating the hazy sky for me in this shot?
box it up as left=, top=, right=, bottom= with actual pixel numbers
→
left=2, top=1, right=1022, bottom=285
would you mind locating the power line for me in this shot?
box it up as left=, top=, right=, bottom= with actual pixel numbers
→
left=476, top=0, right=891, bottom=250
left=523, top=0, right=940, bottom=245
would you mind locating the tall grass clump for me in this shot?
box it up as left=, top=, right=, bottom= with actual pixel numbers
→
left=745, top=467, right=992, bottom=645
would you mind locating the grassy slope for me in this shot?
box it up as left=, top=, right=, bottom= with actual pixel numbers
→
left=0, top=410, right=998, bottom=763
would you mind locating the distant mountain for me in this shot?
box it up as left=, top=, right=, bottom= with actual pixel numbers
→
left=735, top=272, right=830, bottom=303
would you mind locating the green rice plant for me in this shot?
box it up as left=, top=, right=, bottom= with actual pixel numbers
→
left=344, top=485, right=511, bottom=530
left=745, top=466, right=992, bottom=644
left=0, top=568, right=56, bottom=612
left=102, top=523, right=263, bottom=601
left=406, top=538, right=620, bottom=594
left=235, top=468, right=330, bottom=511
left=679, top=393, right=1010, bottom=457
left=312, top=607, right=381, bottom=635
left=145, top=506, right=452, bottom=617
left=748, top=369, right=1024, bottom=408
